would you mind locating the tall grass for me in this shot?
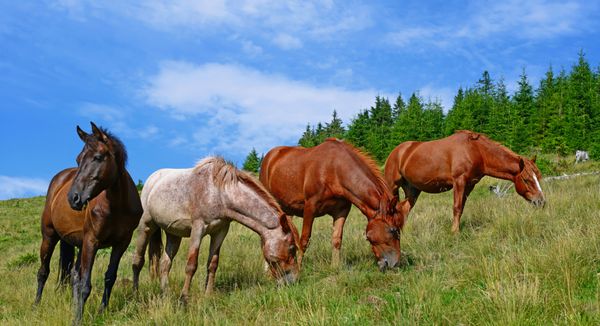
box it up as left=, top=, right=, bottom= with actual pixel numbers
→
left=1, top=174, right=599, bottom=325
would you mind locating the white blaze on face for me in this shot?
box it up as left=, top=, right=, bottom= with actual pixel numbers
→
left=533, top=174, right=543, bottom=196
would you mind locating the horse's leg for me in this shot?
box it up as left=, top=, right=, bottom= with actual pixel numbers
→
left=99, top=241, right=129, bottom=313
left=160, top=233, right=182, bottom=293
left=451, top=179, right=472, bottom=233
left=205, top=223, right=230, bottom=295
left=298, top=200, right=317, bottom=267
left=35, top=229, right=59, bottom=305
left=180, top=220, right=206, bottom=305
left=59, top=241, right=75, bottom=286
left=132, top=215, right=157, bottom=292
left=331, top=205, right=351, bottom=268
left=402, top=183, right=422, bottom=210
left=74, top=237, right=99, bottom=325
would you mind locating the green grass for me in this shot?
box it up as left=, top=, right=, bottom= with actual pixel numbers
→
left=1, top=174, right=600, bottom=325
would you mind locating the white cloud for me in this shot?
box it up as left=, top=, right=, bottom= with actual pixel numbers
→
left=273, top=33, right=302, bottom=50
left=143, top=61, right=378, bottom=154
left=387, top=0, right=588, bottom=49
left=0, top=176, right=48, bottom=200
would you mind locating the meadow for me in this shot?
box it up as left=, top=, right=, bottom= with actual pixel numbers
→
left=1, top=166, right=599, bottom=325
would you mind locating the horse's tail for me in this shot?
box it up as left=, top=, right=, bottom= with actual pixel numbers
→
left=58, top=240, right=75, bottom=285
left=148, top=228, right=163, bottom=279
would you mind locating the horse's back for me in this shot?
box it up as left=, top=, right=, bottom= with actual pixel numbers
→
left=141, top=168, right=197, bottom=236
left=390, top=134, right=479, bottom=193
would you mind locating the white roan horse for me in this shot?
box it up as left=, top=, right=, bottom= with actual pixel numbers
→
left=132, top=157, right=299, bottom=303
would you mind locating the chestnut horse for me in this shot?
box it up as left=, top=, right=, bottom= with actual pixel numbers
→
left=260, top=138, right=403, bottom=271
left=131, top=157, right=299, bottom=304
left=384, top=130, right=545, bottom=233
left=34, top=123, right=142, bottom=325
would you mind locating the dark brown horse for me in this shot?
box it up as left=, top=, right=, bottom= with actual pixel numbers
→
left=35, top=122, right=142, bottom=324
left=384, top=130, right=546, bottom=233
left=260, top=138, right=403, bottom=271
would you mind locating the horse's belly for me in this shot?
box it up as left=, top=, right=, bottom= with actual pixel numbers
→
left=408, top=178, right=453, bottom=193
left=155, top=214, right=192, bottom=238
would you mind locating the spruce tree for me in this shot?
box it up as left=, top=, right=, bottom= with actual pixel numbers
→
left=242, top=148, right=262, bottom=173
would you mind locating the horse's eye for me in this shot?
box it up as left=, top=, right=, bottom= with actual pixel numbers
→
left=94, top=154, right=104, bottom=161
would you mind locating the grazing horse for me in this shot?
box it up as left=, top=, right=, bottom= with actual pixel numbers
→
left=260, top=138, right=403, bottom=271
left=35, top=122, right=142, bottom=324
left=131, top=157, right=299, bottom=303
left=384, top=130, right=546, bottom=233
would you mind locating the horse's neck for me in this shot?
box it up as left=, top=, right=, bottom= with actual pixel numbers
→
left=104, top=170, right=131, bottom=211
left=340, top=171, right=383, bottom=219
left=479, top=142, right=521, bottom=181
left=223, top=184, right=280, bottom=236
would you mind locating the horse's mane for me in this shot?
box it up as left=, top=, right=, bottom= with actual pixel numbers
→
left=454, top=130, right=520, bottom=159
left=324, top=138, right=398, bottom=224
left=96, top=126, right=128, bottom=168
left=193, top=157, right=284, bottom=215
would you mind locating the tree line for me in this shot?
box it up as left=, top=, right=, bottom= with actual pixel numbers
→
left=243, top=52, right=600, bottom=171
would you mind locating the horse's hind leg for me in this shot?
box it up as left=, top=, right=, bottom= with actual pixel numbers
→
left=298, top=200, right=318, bottom=267
left=59, top=241, right=75, bottom=286
left=160, top=233, right=182, bottom=293
left=331, top=205, right=351, bottom=268
left=204, top=223, right=230, bottom=295
left=99, top=241, right=128, bottom=313
left=35, top=229, right=59, bottom=305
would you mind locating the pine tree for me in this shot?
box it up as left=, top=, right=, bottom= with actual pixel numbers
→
left=511, top=70, right=535, bottom=153
left=325, top=110, right=346, bottom=139
left=346, top=109, right=371, bottom=149
left=242, top=148, right=262, bottom=173
left=566, top=51, right=594, bottom=151
left=367, top=96, right=394, bottom=162
left=298, top=124, right=317, bottom=147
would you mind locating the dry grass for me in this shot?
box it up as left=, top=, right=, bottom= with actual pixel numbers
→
left=1, top=173, right=599, bottom=325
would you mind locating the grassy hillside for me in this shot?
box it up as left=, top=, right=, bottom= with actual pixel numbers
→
left=1, top=173, right=599, bottom=325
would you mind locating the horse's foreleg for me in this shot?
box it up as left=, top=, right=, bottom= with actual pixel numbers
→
left=451, top=180, right=472, bottom=233
left=205, top=223, right=230, bottom=295
left=160, top=233, right=182, bottom=293
left=331, top=206, right=351, bottom=268
left=179, top=221, right=206, bottom=305
left=35, top=231, right=59, bottom=305
left=74, top=238, right=98, bottom=325
left=99, top=241, right=128, bottom=313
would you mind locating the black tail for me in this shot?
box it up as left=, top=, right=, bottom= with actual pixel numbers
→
left=148, top=229, right=163, bottom=279
left=58, top=241, right=75, bottom=285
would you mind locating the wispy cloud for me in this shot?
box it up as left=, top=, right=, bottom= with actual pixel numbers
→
left=273, top=33, right=303, bottom=50
left=143, top=61, right=378, bottom=154
left=0, top=176, right=48, bottom=200
left=79, top=103, right=160, bottom=140
left=387, top=0, right=592, bottom=49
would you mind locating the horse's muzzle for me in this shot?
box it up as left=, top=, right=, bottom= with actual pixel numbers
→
left=377, top=251, right=400, bottom=272
left=532, top=197, right=546, bottom=208
left=68, top=192, right=88, bottom=211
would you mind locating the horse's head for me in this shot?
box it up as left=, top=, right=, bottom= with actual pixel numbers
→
left=262, top=214, right=299, bottom=285
left=514, top=155, right=545, bottom=208
left=68, top=122, right=120, bottom=211
left=366, top=196, right=402, bottom=271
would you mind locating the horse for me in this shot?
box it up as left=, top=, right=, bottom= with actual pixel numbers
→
left=384, top=130, right=546, bottom=233
left=259, top=138, right=403, bottom=271
left=34, top=122, right=142, bottom=325
left=131, top=157, right=299, bottom=304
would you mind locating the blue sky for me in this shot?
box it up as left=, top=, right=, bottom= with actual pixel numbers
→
left=1, top=0, right=600, bottom=200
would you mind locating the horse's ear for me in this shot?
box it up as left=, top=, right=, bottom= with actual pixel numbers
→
left=76, top=125, right=88, bottom=142
left=530, top=155, right=537, bottom=163
left=281, top=214, right=300, bottom=248
left=519, top=157, right=525, bottom=171
left=470, top=133, right=480, bottom=140
left=389, top=195, right=399, bottom=214
left=90, top=122, right=109, bottom=143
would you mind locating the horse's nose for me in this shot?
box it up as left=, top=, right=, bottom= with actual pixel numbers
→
left=69, top=192, right=83, bottom=210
